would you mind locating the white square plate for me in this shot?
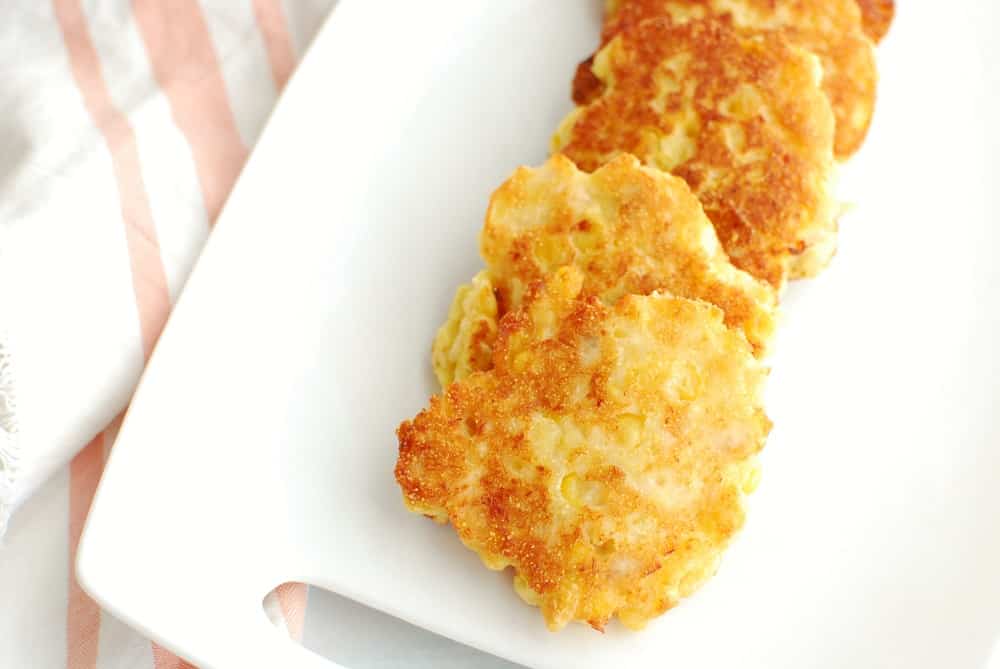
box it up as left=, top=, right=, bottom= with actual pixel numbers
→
left=78, top=1, right=1000, bottom=667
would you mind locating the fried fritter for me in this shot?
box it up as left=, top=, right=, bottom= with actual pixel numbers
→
left=557, top=18, right=837, bottom=288
left=397, top=267, right=771, bottom=631
left=595, top=0, right=877, bottom=158
left=855, top=0, right=894, bottom=43
left=432, top=155, right=777, bottom=386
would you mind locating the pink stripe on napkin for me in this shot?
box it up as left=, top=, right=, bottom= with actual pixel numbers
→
left=53, top=0, right=176, bottom=662
left=52, top=0, right=172, bottom=360
left=274, top=581, right=310, bottom=642
left=67, top=434, right=104, bottom=669
left=253, top=0, right=298, bottom=90
left=133, top=0, right=249, bottom=225
left=151, top=645, right=198, bottom=669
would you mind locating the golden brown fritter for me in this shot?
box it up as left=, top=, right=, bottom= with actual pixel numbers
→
left=855, top=0, right=894, bottom=43
left=431, top=155, right=778, bottom=386
left=483, top=155, right=777, bottom=353
left=595, top=0, right=877, bottom=158
left=398, top=267, right=770, bottom=631
left=557, top=18, right=837, bottom=289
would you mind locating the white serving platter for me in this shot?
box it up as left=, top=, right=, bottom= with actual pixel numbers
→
left=77, top=1, right=1000, bottom=667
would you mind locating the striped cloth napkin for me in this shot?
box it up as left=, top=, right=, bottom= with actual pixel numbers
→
left=0, top=1, right=333, bottom=666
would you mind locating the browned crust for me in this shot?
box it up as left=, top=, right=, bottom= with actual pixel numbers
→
left=572, top=55, right=605, bottom=106
left=555, top=18, right=836, bottom=288
left=855, top=0, right=894, bottom=43
left=599, top=0, right=877, bottom=158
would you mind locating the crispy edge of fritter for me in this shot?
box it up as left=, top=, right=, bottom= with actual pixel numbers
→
left=855, top=0, right=894, bottom=43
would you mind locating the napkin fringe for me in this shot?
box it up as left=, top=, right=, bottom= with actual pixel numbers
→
left=0, top=334, right=19, bottom=538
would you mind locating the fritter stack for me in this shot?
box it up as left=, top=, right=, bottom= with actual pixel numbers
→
left=397, top=0, right=892, bottom=632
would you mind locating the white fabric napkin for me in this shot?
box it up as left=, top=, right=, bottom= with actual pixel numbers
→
left=0, top=2, right=330, bottom=667
left=0, top=0, right=334, bottom=535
